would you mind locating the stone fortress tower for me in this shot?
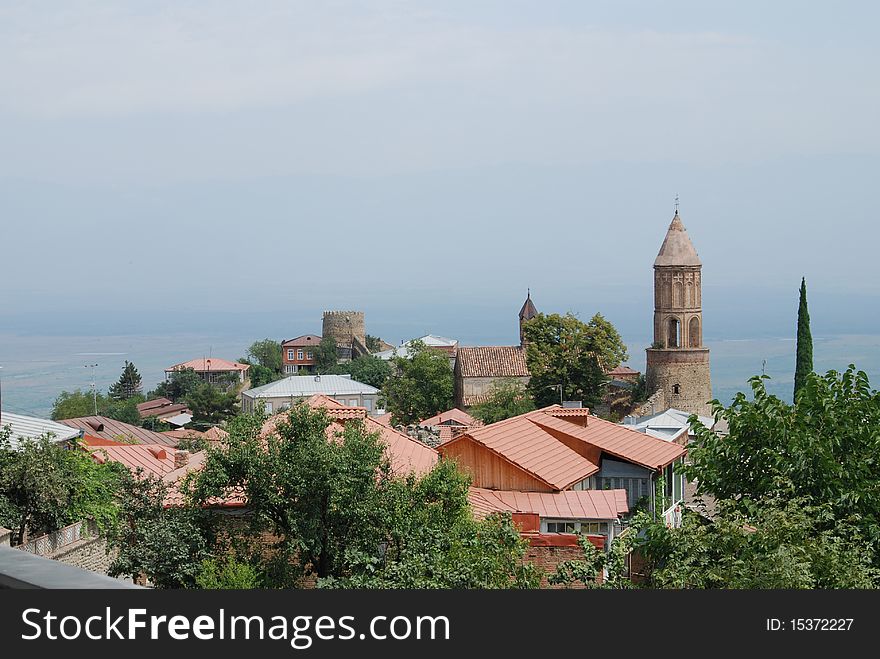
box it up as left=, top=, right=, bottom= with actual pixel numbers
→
left=322, top=310, right=367, bottom=359
left=645, top=209, right=712, bottom=416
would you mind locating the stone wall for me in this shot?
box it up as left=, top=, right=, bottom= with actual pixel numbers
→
left=645, top=348, right=712, bottom=416
left=49, top=537, right=116, bottom=575
left=456, top=375, right=530, bottom=408
left=0, top=527, right=11, bottom=547
left=322, top=311, right=366, bottom=351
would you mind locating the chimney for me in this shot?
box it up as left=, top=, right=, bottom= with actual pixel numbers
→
left=174, top=450, right=189, bottom=469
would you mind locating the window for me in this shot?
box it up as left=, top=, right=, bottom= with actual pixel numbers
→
left=297, top=350, right=304, bottom=360
left=672, top=383, right=681, bottom=395
left=580, top=522, right=606, bottom=535
left=287, top=349, right=294, bottom=360
left=307, top=351, right=313, bottom=360
left=546, top=522, right=576, bottom=534
left=349, top=399, right=358, bottom=407
left=364, top=398, right=373, bottom=411
left=265, top=401, right=273, bottom=413
left=544, top=521, right=609, bottom=536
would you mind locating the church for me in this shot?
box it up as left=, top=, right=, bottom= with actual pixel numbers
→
left=644, top=208, right=713, bottom=417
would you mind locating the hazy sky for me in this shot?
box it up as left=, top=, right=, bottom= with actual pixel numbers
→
left=1, top=1, right=878, bottom=344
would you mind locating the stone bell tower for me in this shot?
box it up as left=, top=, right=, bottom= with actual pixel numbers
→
left=645, top=208, right=712, bottom=416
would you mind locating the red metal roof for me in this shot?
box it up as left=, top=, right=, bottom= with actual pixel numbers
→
left=456, top=346, right=530, bottom=378
left=282, top=335, right=322, bottom=347
left=469, top=487, right=628, bottom=520
left=419, top=408, right=480, bottom=428
left=60, top=416, right=178, bottom=447
left=530, top=408, right=686, bottom=470
left=442, top=414, right=599, bottom=490
left=136, top=397, right=192, bottom=420
left=165, top=358, right=250, bottom=373
left=89, top=443, right=178, bottom=477
left=260, top=395, right=438, bottom=477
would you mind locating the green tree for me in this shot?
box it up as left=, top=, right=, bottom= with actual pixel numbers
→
left=365, top=334, right=384, bottom=353
left=151, top=367, right=203, bottom=402
left=108, top=361, right=143, bottom=400
left=185, top=381, right=239, bottom=426
left=196, top=556, right=261, bottom=589
left=635, top=500, right=879, bottom=589
left=190, top=404, right=537, bottom=588
left=106, top=470, right=211, bottom=588
left=246, top=363, right=280, bottom=388
left=314, top=336, right=339, bottom=373
left=523, top=312, right=627, bottom=408
left=52, top=389, right=107, bottom=420
left=244, top=339, right=283, bottom=374
left=336, top=354, right=392, bottom=389
left=381, top=341, right=454, bottom=425
left=0, top=429, right=125, bottom=544
left=794, top=277, right=813, bottom=399
left=471, top=378, right=535, bottom=424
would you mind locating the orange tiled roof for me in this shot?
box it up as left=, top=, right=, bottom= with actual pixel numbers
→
left=469, top=487, right=628, bottom=520
left=456, top=346, right=530, bottom=378
left=443, top=414, right=599, bottom=490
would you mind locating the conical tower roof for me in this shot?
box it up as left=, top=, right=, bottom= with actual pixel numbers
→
left=519, top=290, right=538, bottom=320
left=654, top=211, right=701, bottom=267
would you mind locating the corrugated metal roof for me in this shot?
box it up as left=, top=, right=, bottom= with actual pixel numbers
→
left=89, top=443, right=178, bottom=477
left=531, top=409, right=686, bottom=470
left=0, top=412, right=82, bottom=449
left=281, top=335, right=322, bottom=347
left=165, top=358, right=249, bottom=373
left=375, top=335, right=459, bottom=360
left=443, top=414, right=599, bottom=490
left=456, top=346, right=530, bottom=378
left=136, top=397, right=192, bottom=420
left=242, top=374, right=378, bottom=399
left=59, top=416, right=178, bottom=447
left=419, top=408, right=480, bottom=428
left=469, top=487, right=628, bottom=520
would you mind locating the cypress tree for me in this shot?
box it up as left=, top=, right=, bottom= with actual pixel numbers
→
left=794, top=277, right=813, bottom=399
left=109, top=361, right=143, bottom=400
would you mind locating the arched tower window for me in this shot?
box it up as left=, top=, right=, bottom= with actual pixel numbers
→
left=673, top=281, right=683, bottom=307
left=689, top=317, right=701, bottom=348
left=667, top=317, right=680, bottom=348
left=672, top=383, right=681, bottom=395
left=685, top=281, right=693, bottom=307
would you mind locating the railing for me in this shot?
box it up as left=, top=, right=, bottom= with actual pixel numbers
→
left=16, top=520, right=98, bottom=556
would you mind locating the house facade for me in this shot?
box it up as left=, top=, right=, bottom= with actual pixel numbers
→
left=281, top=335, right=322, bottom=374
left=241, top=374, right=381, bottom=415
left=164, top=358, right=250, bottom=389
left=438, top=405, right=687, bottom=531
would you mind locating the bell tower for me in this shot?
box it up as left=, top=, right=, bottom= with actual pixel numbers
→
left=645, top=208, right=712, bottom=416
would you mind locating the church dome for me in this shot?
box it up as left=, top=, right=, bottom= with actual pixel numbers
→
left=654, top=211, right=701, bottom=267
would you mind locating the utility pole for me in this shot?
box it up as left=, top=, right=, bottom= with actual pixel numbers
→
left=84, top=363, right=98, bottom=415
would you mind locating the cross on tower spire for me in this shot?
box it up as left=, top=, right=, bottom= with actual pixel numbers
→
left=674, top=193, right=680, bottom=214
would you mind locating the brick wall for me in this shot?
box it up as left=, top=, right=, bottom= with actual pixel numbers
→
left=522, top=532, right=605, bottom=589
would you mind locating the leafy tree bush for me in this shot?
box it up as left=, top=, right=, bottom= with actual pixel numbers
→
left=185, top=382, right=239, bottom=427
left=330, top=354, right=392, bottom=389
left=151, top=367, right=203, bottom=403
left=245, top=339, right=283, bottom=373
left=0, top=429, right=125, bottom=544
left=314, top=337, right=339, bottom=373
left=381, top=341, right=454, bottom=425
left=195, top=556, right=261, bottom=589
left=106, top=470, right=212, bottom=588
left=523, top=312, right=628, bottom=409
left=190, top=404, right=537, bottom=588
left=471, top=378, right=535, bottom=424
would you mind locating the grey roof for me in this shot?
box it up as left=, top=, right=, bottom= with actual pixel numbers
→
left=0, top=412, right=83, bottom=450
left=654, top=212, right=701, bottom=267
left=242, top=374, right=379, bottom=399
left=375, top=335, right=458, bottom=360
left=627, top=408, right=714, bottom=441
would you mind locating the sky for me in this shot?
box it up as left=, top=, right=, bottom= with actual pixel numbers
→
left=1, top=0, right=878, bottom=346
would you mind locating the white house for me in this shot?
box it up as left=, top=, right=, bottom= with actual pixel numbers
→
left=241, top=374, right=381, bottom=415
